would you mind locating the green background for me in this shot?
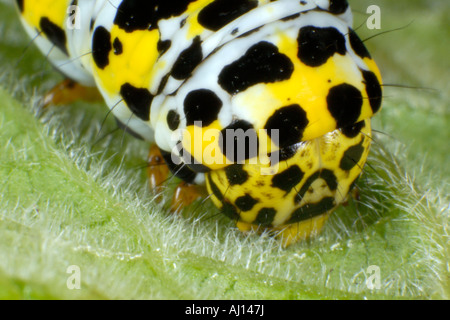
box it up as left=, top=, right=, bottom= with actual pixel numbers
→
left=0, top=0, right=448, bottom=299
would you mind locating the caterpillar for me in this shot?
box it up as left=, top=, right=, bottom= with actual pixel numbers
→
left=15, top=0, right=382, bottom=246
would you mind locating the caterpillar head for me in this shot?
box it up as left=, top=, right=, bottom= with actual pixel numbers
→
left=153, top=2, right=382, bottom=242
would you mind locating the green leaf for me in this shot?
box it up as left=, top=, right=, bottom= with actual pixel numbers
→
left=0, top=0, right=448, bottom=299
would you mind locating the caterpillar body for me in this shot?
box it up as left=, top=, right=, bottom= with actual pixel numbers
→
left=16, top=0, right=382, bottom=245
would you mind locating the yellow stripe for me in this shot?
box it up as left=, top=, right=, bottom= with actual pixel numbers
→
left=21, top=0, right=69, bottom=31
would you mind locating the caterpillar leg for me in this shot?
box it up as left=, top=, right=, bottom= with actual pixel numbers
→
left=170, top=182, right=203, bottom=212
left=147, top=145, right=203, bottom=209
left=147, top=144, right=170, bottom=201
left=42, top=79, right=102, bottom=108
